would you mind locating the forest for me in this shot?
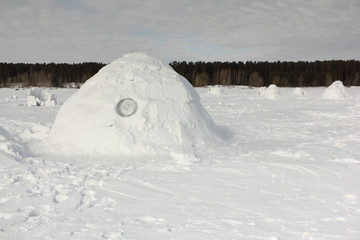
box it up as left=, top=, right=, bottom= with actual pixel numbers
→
left=0, top=60, right=359, bottom=88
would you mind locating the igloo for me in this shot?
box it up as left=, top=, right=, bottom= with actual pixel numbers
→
left=49, top=53, right=223, bottom=156
left=207, top=85, right=224, bottom=95
left=293, top=87, right=306, bottom=96
left=257, top=84, right=281, bottom=99
left=322, top=80, right=348, bottom=100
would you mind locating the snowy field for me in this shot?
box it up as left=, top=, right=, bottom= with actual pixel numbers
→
left=0, top=86, right=360, bottom=239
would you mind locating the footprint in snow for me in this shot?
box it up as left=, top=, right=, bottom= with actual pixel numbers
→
left=101, top=231, right=123, bottom=239
left=99, top=197, right=116, bottom=210
left=53, top=191, right=68, bottom=203
left=137, top=216, right=171, bottom=233
left=343, top=194, right=357, bottom=205
left=76, top=189, right=97, bottom=211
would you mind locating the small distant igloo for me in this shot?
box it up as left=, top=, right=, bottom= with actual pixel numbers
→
left=257, top=84, right=281, bottom=99
left=49, top=53, right=223, bottom=156
left=322, top=80, right=348, bottom=100
left=207, top=85, right=224, bottom=95
left=293, top=87, right=306, bottom=96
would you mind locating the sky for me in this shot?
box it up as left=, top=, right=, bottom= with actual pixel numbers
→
left=1, top=0, right=360, bottom=64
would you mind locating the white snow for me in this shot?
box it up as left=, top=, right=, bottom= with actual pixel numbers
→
left=322, top=80, right=349, bottom=100
left=48, top=53, right=223, bottom=156
left=257, top=84, right=281, bottom=99
left=1, top=83, right=360, bottom=239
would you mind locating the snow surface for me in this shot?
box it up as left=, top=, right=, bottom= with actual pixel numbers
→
left=48, top=53, right=223, bottom=157
left=1, top=86, right=360, bottom=239
left=322, top=80, right=349, bottom=100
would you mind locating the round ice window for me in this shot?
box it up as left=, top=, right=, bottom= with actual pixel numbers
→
left=116, top=98, right=137, bottom=117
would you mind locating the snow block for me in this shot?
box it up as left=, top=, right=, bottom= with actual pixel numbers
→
left=45, top=93, right=57, bottom=106
left=50, top=53, right=224, bottom=156
left=27, top=87, right=57, bottom=106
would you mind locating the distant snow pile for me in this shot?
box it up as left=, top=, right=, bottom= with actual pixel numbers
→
left=207, top=85, right=224, bottom=95
left=293, top=87, right=306, bottom=96
left=63, top=82, right=82, bottom=88
left=257, top=84, right=281, bottom=99
left=322, top=81, right=348, bottom=100
left=5, top=95, right=18, bottom=102
left=49, top=53, right=223, bottom=156
left=27, top=87, right=57, bottom=106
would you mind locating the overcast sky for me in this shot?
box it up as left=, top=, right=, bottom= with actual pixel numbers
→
left=1, top=0, right=359, bottom=63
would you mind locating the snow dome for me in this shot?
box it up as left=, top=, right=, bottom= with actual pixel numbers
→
left=257, top=84, right=281, bottom=99
left=293, top=87, right=306, bottom=96
left=207, top=85, right=224, bottom=95
left=322, top=80, right=348, bottom=100
left=49, top=53, right=223, bottom=156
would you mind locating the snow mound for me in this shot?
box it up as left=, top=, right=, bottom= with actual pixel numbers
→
left=27, top=87, right=57, bottom=106
left=207, top=85, right=224, bottom=95
left=293, top=87, right=306, bottom=96
left=5, top=95, right=18, bottom=102
left=257, top=84, right=281, bottom=99
left=49, top=53, right=223, bottom=156
left=322, top=81, right=348, bottom=100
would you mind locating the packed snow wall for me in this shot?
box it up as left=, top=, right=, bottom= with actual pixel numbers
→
left=49, top=53, right=224, bottom=156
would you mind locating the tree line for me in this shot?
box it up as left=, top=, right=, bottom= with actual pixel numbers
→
left=170, top=60, right=360, bottom=87
left=1, top=60, right=359, bottom=88
left=0, top=62, right=105, bottom=88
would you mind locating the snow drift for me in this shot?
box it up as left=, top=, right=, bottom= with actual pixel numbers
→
left=49, top=53, right=223, bottom=156
left=322, top=80, right=349, bottom=100
left=0, top=126, right=24, bottom=160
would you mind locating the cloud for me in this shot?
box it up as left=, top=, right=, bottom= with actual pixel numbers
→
left=0, top=0, right=359, bottom=63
